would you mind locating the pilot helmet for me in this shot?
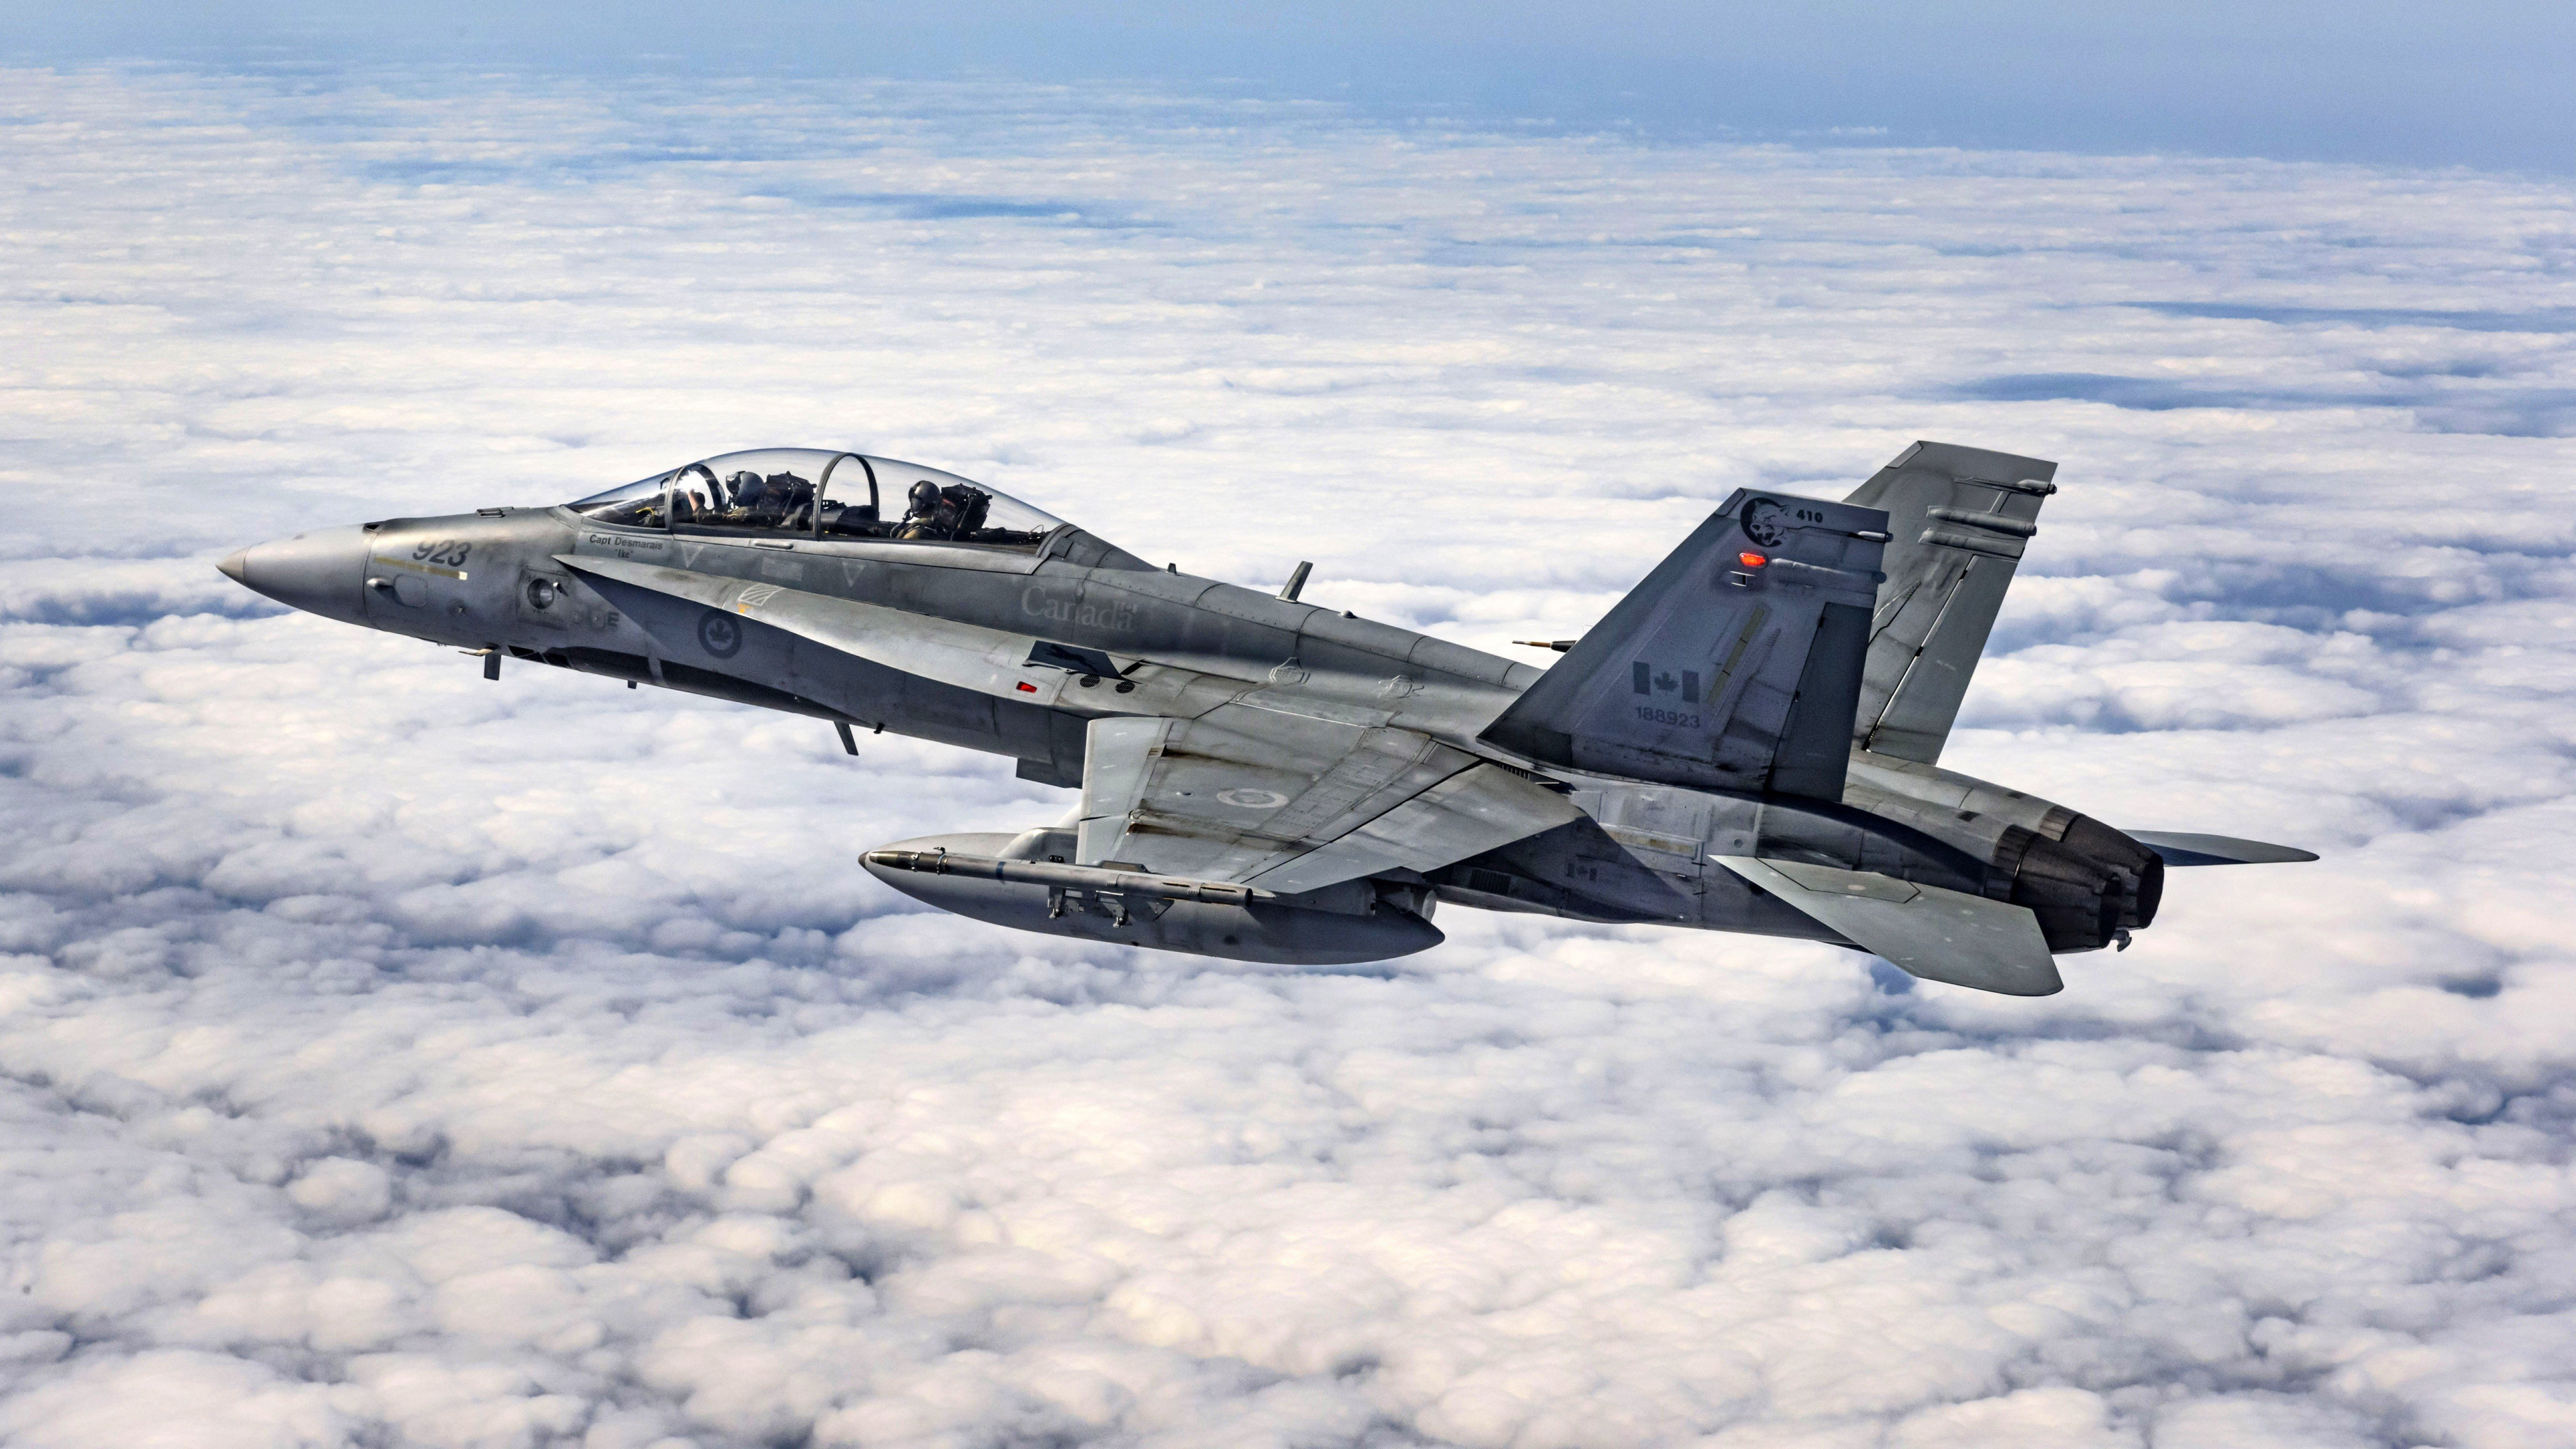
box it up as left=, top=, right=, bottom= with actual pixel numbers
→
left=908, top=480, right=942, bottom=510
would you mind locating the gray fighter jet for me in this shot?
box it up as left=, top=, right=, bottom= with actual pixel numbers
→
left=219, top=441, right=2312, bottom=994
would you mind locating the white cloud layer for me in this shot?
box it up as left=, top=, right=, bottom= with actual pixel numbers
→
left=2, top=64, right=2574, bottom=1448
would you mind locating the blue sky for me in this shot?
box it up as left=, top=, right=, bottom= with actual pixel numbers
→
left=13, top=1, right=2576, bottom=170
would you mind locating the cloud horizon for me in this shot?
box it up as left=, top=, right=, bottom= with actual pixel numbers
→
left=1, top=62, right=2573, bottom=1448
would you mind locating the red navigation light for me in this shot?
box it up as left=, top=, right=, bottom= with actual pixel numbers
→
left=1738, top=552, right=1768, bottom=568
left=1015, top=681, right=1038, bottom=693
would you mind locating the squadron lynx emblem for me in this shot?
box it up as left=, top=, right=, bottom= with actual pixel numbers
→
left=1741, top=497, right=1788, bottom=547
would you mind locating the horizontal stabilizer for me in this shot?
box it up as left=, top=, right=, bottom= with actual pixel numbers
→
left=2125, top=831, right=2319, bottom=867
left=1714, top=856, right=2063, bottom=996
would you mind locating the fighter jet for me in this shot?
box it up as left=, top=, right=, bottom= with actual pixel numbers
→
left=218, top=441, right=2312, bottom=994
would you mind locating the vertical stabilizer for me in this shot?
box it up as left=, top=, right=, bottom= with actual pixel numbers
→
left=1482, top=489, right=1888, bottom=800
left=1843, top=441, right=2059, bottom=764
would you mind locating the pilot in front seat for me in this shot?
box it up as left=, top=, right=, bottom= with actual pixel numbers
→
left=896, top=480, right=960, bottom=540
left=722, top=470, right=768, bottom=521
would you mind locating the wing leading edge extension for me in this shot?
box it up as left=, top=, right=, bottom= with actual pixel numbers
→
left=1481, top=489, right=1889, bottom=801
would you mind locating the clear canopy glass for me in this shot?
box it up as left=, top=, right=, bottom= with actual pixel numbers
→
left=567, top=450, right=1065, bottom=551
left=568, top=472, right=672, bottom=527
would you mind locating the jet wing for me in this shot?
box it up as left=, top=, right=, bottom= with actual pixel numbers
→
left=1713, top=856, right=2063, bottom=996
left=1076, top=705, right=1585, bottom=896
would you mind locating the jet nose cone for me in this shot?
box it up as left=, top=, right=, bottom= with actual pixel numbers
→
left=220, top=525, right=372, bottom=625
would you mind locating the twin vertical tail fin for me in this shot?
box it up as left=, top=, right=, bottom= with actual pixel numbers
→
left=1480, top=489, right=1890, bottom=800
left=1843, top=441, right=2059, bottom=764
left=1485, top=440, right=2059, bottom=800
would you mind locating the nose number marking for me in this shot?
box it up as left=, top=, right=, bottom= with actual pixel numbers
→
left=372, top=555, right=468, bottom=582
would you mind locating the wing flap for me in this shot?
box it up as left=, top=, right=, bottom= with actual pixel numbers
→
left=1246, top=764, right=1582, bottom=896
left=1080, top=707, right=1579, bottom=893
left=1714, top=856, right=2063, bottom=996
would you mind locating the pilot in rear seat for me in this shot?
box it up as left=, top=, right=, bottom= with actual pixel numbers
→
left=767, top=472, right=813, bottom=528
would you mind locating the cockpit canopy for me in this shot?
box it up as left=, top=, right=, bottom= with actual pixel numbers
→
left=567, top=449, right=1066, bottom=552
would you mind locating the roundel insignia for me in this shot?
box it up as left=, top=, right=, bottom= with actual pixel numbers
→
left=1217, top=788, right=1290, bottom=810
left=1740, top=497, right=1788, bottom=548
left=698, top=610, right=743, bottom=659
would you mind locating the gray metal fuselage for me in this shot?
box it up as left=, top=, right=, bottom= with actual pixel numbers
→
left=231, top=502, right=2125, bottom=955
